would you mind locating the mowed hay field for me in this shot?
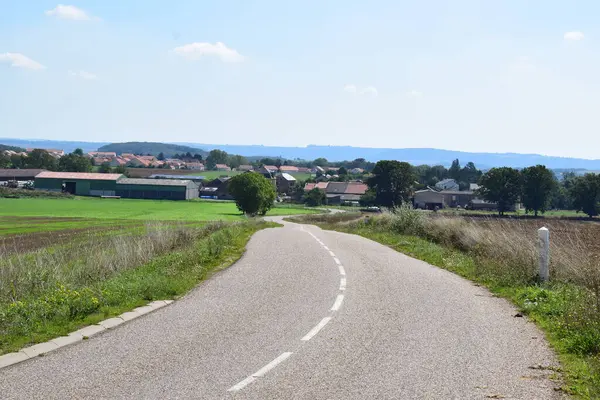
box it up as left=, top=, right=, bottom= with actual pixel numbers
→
left=0, top=197, right=318, bottom=221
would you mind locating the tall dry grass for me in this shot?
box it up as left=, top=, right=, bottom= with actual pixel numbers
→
left=341, top=205, right=600, bottom=290
left=0, top=222, right=225, bottom=303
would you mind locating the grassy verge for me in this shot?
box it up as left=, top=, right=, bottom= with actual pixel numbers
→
left=0, top=220, right=277, bottom=354
left=291, top=209, right=600, bottom=398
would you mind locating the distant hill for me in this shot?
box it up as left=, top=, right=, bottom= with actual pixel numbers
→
left=2, top=138, right=599, bottom=170
left=98, top=142, right=207, bottom=158
left=0, top=144, right=25, bottom=152
left=179, top=143, right=600, bottom=170
left=0, top=138, right=107, bottom=154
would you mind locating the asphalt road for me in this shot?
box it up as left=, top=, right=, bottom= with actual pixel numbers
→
left=0, top=219, right=563, bottom=399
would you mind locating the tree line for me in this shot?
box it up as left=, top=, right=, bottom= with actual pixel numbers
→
left=362, top=160, right=600, bottom=218
left=0, top=148, right=95, bottom=173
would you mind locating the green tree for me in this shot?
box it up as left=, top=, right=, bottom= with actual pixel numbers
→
left=157, top=152, right=165, bottom=161
left=0, top=152, right=11, bottom=168
left=367, top=160, right=415, bottom=207
left=292, top=182, right=306, bottom=202
left=448, top=159, right=461, bottom=181
left=304, top=188, right=327, bottom=207
left=477, top=167, right=522, bottom=216
left=521, top=165, right=557, bottom=216
left=73, top=148, right=84, bottom=156
left=313, top=158, right=328, bottom=167
left=228, top=154, right=248, bottom=169
left=10, top=154, right=25, bottom=169
left=25, top=149, right=58, bottom=170
left=570, top=173, right=600, bottom=218
left=359, top=189, right=377, bottom=207
left=58, top=153, right=92, bottom=172
left=228, top=172, right=276, bottom=216
left=206, top=149, right=229, bottom=170
left=459, top=162, right=482, bottom=183
left=193, top=153, right=203, bottom=161
left=259, top=157, right=278, bottom=166
left=113, top=165, right=129, bottom=177
left=338, top=166, right=348, bottom=176
left=98, top=162, right=112, bottom=173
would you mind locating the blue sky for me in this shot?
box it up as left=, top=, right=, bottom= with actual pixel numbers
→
left=1, top=1, right=598, bottom=158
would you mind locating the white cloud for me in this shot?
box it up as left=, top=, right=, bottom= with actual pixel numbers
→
left=45, top=4, right=96, bottom=21
left=343, top=84, right=357, bottom=93
left=564, top=31, right=585, bottom=41
left=360, top=86, right=378, bottom=97
left=173, top=42, right=245, bottom=63
left=344, top=84, right=378, bottom=96
left=407, top=90, right=423, bottom=98
left=69, top=70, right=98, bottom=80
left=0, top=53, right=45, bottom=70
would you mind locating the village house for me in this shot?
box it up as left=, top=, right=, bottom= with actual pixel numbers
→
left=304, top=181, right=368, bottom=205
left=276, top=173, right=297, bottom=194
left=263, top=165, right=278, bottom=174
left=88, top=151, right=117, bottom=159
left=126, top=157, right=149, bottom=168
left=279, top=165, right=299, bottom=173
left=434, top=178, right=459, bottom=191
left=215, top=164, right=231, bottom=172
left=237, top=165, right=254, bottom=172
left=27, top=148, right=65, bottom=158
left=413, top=187, right=475, bottom=209
left=200, top=177, right=232, bottom=199
left=185, top=161, right=204, bottom=170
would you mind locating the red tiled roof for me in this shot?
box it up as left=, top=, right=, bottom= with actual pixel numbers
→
left=36, top=171, right=123, bottom=180
left=279, top=166, right=299, bottom=172
left=88, top=151, right=116, bottom=157
left=304, top=182, right=329, bottom=192
left=215, top=164, right=230, bottom=169
left=345, top=182, right=368, bottom=194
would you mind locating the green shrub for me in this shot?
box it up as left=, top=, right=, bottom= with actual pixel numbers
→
left=0, top=187, right=74, bottom=199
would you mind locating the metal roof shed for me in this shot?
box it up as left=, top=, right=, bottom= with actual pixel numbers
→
left=116, top=178, right=199, bottom=200
left=0, top=169, right=45, bottom=182
left=34, top=172, right=123, bottom=196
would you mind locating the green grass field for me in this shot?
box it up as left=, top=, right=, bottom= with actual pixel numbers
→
left=0, top=197, right=317, bottom=222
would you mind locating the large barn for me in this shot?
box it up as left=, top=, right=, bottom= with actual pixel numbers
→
left=34, top=172, right=123, bottom=196
left=0, top=169, right=45, bottom=182
left=116, top=178, right=199, bottom=200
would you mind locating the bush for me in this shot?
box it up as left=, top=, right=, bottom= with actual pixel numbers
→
left=228, top=172, right=276, bottom=216
left=0, top=188, right=74, bottom=199
left=304, top=188, right=326, bottom=207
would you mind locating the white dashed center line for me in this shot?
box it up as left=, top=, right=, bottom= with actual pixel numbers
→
left=331, top=294, right=345, bottom=311
left=228, top=228, right=348, bottom=393
left=228, top=352, right=293, bottom=392
left=301, top=317, right=332, bottom=341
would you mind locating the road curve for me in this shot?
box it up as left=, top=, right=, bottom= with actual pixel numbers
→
left=0, top=219, right=562, bottom=399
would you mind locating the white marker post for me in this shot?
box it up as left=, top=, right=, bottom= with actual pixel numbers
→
left=538, top=227, right=550, bottom=282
